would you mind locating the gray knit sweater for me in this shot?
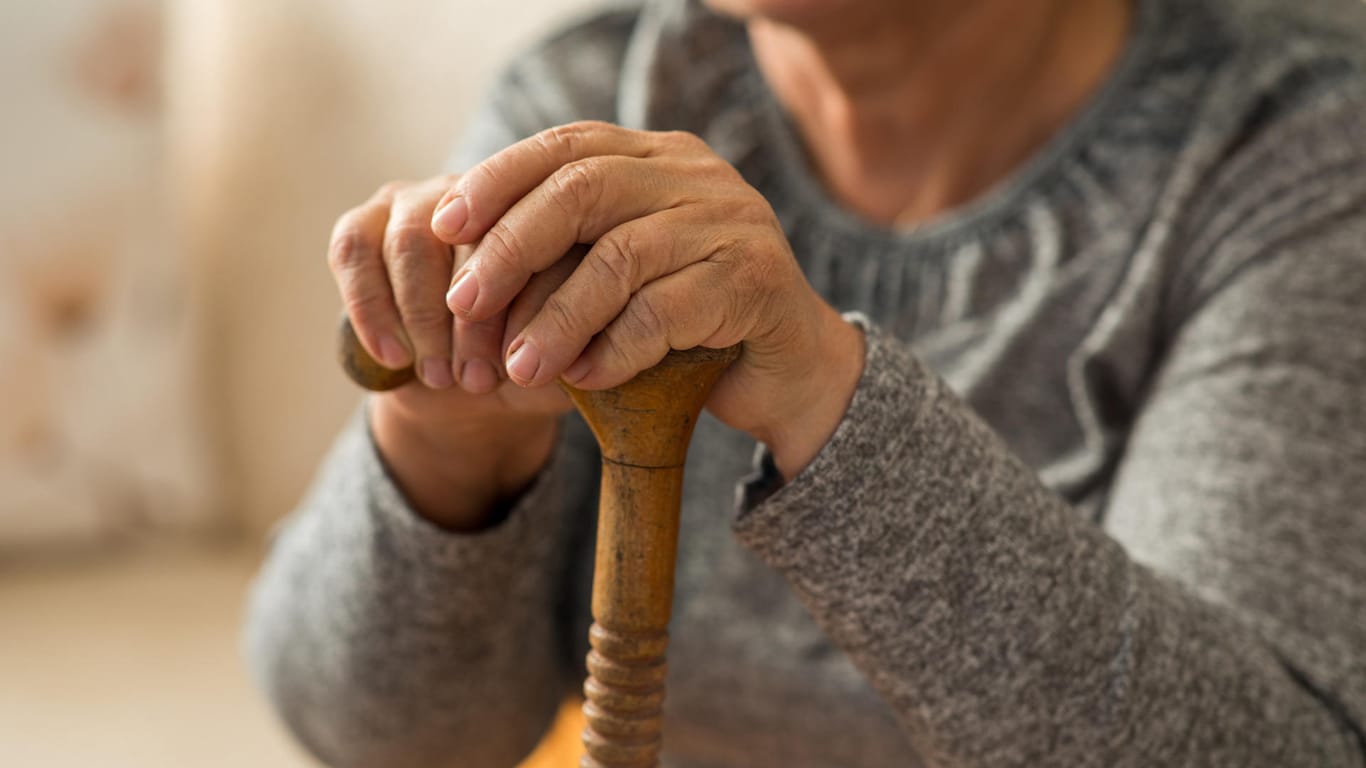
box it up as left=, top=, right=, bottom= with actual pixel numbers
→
left=245, top=0, right=1366, bottom=765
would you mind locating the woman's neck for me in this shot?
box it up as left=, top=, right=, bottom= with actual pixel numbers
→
left=748, top=0, right=1132, bottom=226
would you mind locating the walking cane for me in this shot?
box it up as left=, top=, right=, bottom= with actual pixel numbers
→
left=338, top=295, right=738, bottom=767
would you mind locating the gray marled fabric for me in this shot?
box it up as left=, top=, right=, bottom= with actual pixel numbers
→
left=245, top=0, right=1366, bottom=765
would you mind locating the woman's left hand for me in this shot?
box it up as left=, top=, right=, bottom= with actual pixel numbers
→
left=432, top=121, right=863, bottom=479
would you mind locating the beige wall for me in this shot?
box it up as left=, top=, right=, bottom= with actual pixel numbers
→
left=167, top=0, right=597, bottom=535
left=0, top=0, right=216, bottom=549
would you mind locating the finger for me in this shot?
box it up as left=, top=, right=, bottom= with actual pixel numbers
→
left=563, top=262, right=750, bottom=391
left=500, top=211, right=724, bottom=388
left=384, top=181, right=457, bottom=389
left=432, top=121, right=678, bottom=244
left=329, top=192, right=411, bottom=370
left=500, top=245, right=589, bottom=386
left=451, top=240, right=505, bottom=393
left=452, top=310, right=506, bottom=395
left=448, top=244, right=500, bottom=393
left=449, top=154, right=702, bottom=322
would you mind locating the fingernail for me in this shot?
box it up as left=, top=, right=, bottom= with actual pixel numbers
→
left=420, top=357, right=454, bottom=389
left=447, top=270, right=478, bottom=315
left=459, top=358, right=497, bottom=393
left=563, top=357, right=592, bottom=384
left=378, top=333, right=411, bottom=369
left=506, top=342, right=540, bottom=384
left=432, top=195, right=468, bottom=239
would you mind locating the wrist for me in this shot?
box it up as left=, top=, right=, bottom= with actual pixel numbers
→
left=370, top=397, right=558, bottom=530
left=760, top=308, right=865, bottom=480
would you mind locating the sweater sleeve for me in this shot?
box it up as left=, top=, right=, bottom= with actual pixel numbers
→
left=244, top=405, right=599, bottom=768
left=732, top=220, right=1366, bottom=765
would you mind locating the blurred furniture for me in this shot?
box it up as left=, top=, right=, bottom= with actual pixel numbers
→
left=168, top=0, right=596, bottom=536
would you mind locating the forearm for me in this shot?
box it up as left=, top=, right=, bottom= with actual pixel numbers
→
left=244, top=409, right=592, bottom=767
left=735, top=323, right=1364, bottom=766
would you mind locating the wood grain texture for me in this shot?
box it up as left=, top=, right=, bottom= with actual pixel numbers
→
left=564, top=346, right=738, bottom=768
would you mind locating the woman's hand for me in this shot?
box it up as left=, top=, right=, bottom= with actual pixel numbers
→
left=328, top=175, right=572, bottom=529
left=432, top=121, right=864, bottom=478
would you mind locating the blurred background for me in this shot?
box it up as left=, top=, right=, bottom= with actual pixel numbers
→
left=0, top=0, right=597, bottom=764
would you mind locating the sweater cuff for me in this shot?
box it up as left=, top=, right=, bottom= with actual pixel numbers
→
left=733, top=316, right=938, bottom=566
left=349, top=403, right=568, bottom=574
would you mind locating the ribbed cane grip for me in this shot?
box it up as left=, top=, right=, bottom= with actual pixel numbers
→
left=580, top=623, right=668, bottom=768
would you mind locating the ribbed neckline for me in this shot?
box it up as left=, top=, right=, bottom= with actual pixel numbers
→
left=734, top=0, right=1165, bottom=251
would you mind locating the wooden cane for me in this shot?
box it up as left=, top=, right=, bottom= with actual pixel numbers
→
left=338, top=312, right=737, bottom=768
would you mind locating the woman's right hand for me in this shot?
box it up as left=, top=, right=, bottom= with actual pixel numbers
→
left=328, top=175, right=573, bottom=529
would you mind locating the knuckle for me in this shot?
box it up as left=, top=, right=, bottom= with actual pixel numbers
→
left=736, top=264, right=766, bottom=311
left=551, top=120, right=610, bottom=148
left=710, top=224, right=780, bottom=269
left=740, top=246, right=780, bottom=294
left=622, top=292, right=667, bottom=339
left=342, top=287, right=387, bottom=321
left=701, top=237, right=759, bottom=304
left=600, top=328, right=635, bottom=368
left=588, top=232, right=639, bottom=292
left=705, top=234, right=756, bottom=287
left=539, top=292, right=581, bottom=338
left=328, top=226, right=373, bottom=272
left=399, top=301, right=450, bottom=332
left=707, top=232, right=747, bottom=263
left=479, top=224, right=525, bottom=271
left=549, top=158, right=605, bottom=212
left=535, top=122, right=586, bottom=163
left=745, top=256, right=789, bottom=317
left=384, top=225, right=433, bottom=260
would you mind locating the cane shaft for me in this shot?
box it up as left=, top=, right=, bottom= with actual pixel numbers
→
left=578, top=462, right=681, bottom=767
left=565, top=347, right=738, bottom=768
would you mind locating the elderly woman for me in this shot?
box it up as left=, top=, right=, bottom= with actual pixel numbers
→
left=246, top=0, right=1366, bottom=765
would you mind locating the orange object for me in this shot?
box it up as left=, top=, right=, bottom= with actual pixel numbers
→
left=519, top=702, right=588, bottom=768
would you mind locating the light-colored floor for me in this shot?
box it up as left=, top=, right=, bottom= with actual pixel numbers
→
left=0, top=542, right=580, bottom=767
